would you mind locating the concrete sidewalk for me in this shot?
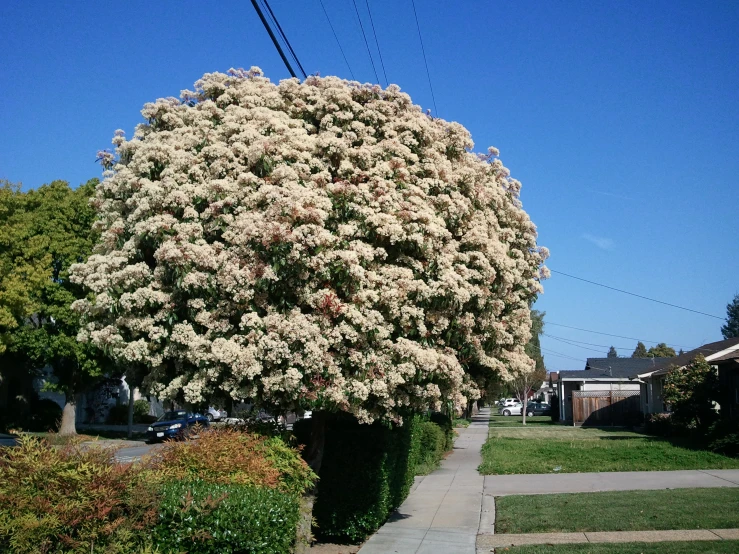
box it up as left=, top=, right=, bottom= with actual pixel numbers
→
left=484, top=469, right=739, bottom=496
left=358, top=408, right=491, bottom=554
left=477, top=528, right=739, bottom=549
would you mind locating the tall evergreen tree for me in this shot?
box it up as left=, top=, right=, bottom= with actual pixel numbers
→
left=632, top=341, right=648, bottom=358
left=607, top=346, right=618, bottom=358
left=721, top=293, right=739, bottom=339
left=524, top=309, right=546, bottom=372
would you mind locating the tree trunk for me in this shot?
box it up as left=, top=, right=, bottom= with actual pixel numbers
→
left=295, top=412, right=327, bottom=554
left=127, top=386, right=135, bottom=438
left=59, top=398, right=77, bottom=436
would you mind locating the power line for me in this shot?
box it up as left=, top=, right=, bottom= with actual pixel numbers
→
left=352, top=0, right=380, bottom=84
left=540, top=347, right=585, bottom=363
left=550, top=269, right=723, bottom=320
left=544, top=333, right=633, bottom=351
left=410, top=0, right=438, bottom=115
left=364, top=0, right=388, bottom=86
left=318, top=0, right=356, bottom=80
left=544, top=334, right=616, bottom=354
left=250, top=0, right=297, bottom=78
left=546, top=322, right=694, bottom=349
left=262, top=0, right=307, bottom=78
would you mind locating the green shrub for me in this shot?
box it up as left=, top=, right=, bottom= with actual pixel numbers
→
left=429, top=411, right=455, bottom=450
left=708, top=419, right=739, bottom=457
left=158, top=427, right=315, bottom=496
left=412, top=420, right=447, bottom=475
left=152, top=480, right=300, bottom=554
left=550, top=394, right=560, bottom=422
left=107, top=399, right=154, bottom=424
left=0, top=435, right=157, bottom=553
left=294, top=414, right=415, bottom=544
left=645, top=413, right=680, bottom=437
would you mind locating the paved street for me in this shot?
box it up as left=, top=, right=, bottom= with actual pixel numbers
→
left=358, top=408, right=491, bottom=554
left=112, top=442, right=163, bottom=463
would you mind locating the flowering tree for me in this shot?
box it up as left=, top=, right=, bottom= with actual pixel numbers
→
left=71, top=69, right=548, bottom=464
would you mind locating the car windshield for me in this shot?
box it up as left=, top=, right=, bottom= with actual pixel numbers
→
left=159, top=410, right=187, bottom=421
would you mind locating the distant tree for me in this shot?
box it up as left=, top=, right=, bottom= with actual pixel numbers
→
left=662, top=354, right=718, bottom=429
left=607, top=346, right=618, bottom=358
left=647, top=343, right=677, bottom=357
left=632, top=342, right=649, bottom=358
left=524, top=309, right=546, bottom=373
left=510, top=364, right=547, bottom=426
left=722, top=293, right=739, bottom=339
left=678, top=348, right=685, bottom=356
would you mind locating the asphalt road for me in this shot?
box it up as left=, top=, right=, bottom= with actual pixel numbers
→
left=113, top=442, right=164, bottom=463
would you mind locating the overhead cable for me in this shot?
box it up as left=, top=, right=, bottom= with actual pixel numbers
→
left=550, top=269, right=723, bottom=320
left=251, top=0, right=297, bottom=78
left=364, top=0, right=388, bottom=86
left=352, top=0, right=381, bottom=84
left=318, top=0, right=356, bottom=80
left=262, top=0, right=307, bottom=78
left=410, top=0, right=438, bottom=115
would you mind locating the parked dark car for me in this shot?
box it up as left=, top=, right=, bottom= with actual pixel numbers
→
left=526, top=402, right=552, bottom=417
left=146, top=410, right=209, bottom=442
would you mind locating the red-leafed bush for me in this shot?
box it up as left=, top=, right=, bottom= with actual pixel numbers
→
left=0, top=435, right=159, bottom=553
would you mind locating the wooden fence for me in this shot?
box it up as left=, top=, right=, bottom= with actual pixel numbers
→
left=572, top=390, right=641, bottom=426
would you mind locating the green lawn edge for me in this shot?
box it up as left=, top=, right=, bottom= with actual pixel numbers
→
left=495, top=488, right=739, bottom=534
left=496, top=540, right=739, bottom=554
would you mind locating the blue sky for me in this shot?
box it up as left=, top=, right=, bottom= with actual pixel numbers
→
left=1, top=1, right=737, bottom=370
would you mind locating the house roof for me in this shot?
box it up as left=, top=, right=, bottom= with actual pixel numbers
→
left=582, top=357, right=672, bottom=379
left=549, top=372, right=559, bottom=383
left=639, top=337, right=739, bottom=377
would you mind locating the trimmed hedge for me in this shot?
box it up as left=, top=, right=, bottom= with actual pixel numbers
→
left=153, top=480, right=300, bottom=554
left=411, top=419, right=447, bottom=475
left=294, top=414, right=416, bottom=543
left=294, top=412, right=456, bottom=543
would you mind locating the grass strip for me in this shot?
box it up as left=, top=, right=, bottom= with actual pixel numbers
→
left=479, top=435, right=739, bottom=475
left=496, top=540, right=739, bottom=554
left=495, top=488, right=739, bottom=533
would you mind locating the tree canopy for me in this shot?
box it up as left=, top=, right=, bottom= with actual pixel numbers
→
left=631, top=341, right=648, bottom=358
left=0, top=179, right=107, bottom=434
left=647, top=343, right=676, bottom=358
left=70, top=69, right=548, bottom=424
left=607, top=346, right=618, bottom=358
left=722, top=293, right=739, bottom=339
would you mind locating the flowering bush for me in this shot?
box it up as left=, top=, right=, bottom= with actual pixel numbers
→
left=71, top=68, right=548, bottom=422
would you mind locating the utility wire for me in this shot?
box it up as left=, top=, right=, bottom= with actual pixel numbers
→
left=352, top=0, right=381, bottom=84
left=544, top=333, right=634, bottom=351
left=546, top=322, right=693, bottom=349
left=364, top=0, right=388, bottom=86
left=544, top=334, right=617, bottom=354
left=410, top=0, right=438, bottom=115
left=550, top=269, right=723, bottom=320
left=262, top=0, right=307, bottom=78
left=251, top=0, right=297, bottom=78
left=318, top=0, right=356, bottom=80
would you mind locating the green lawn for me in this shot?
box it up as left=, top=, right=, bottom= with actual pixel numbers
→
left=497, top=541, right=739, bottom=554
left=495, top=488, right=739, bottom=533
left=479, top=423, right=739, bottom=474
left=489, top=415, right=554, bottom=426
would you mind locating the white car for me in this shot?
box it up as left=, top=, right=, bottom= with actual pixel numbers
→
left=499, top=403, right=523, bottom=416
left=206, top=406, right=228, bottom=422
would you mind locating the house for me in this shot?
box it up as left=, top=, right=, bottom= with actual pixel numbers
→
left=534, top=372, right=557, bottom=404
left=634, top=337, right=739, bottom=417
left=555, top=357, right=670, bottom=426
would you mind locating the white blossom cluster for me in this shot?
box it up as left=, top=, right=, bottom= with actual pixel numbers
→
left=71, top=68, right=548, bottom=423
